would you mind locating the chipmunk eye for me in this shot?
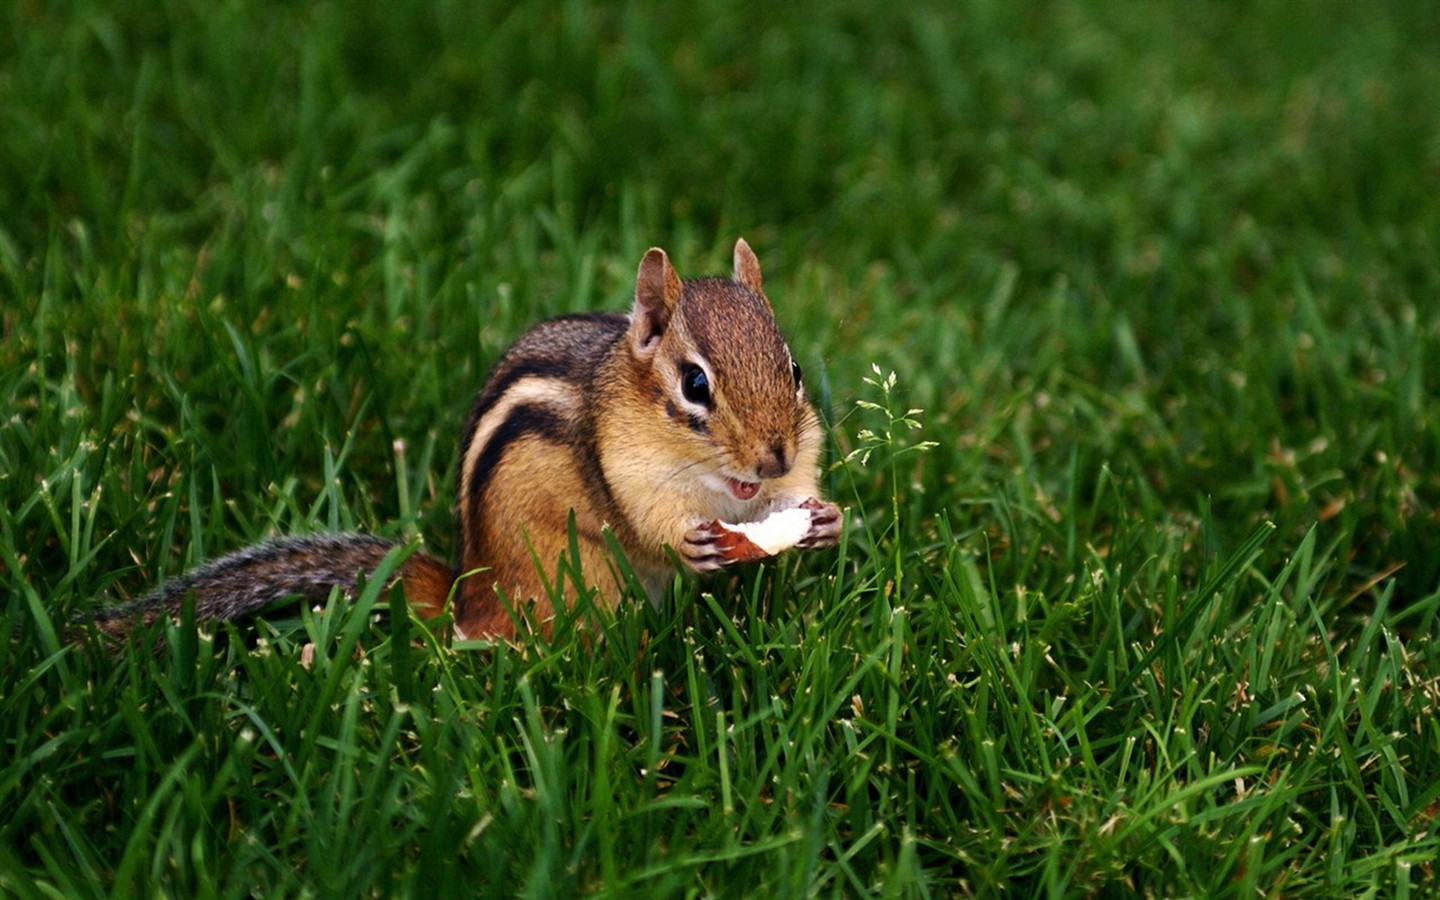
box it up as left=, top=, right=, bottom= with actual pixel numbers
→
left=680, top=364, right=712, bottom=406
left=790, top=359, right=804, bottom=388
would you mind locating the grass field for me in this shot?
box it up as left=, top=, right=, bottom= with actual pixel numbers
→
left=4, top=0, right=1440, bottom=895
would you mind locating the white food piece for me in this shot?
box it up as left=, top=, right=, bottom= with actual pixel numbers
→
left=720, top=506, right=813, bottom=556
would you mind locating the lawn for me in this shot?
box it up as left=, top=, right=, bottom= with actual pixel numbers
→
left=3, top=0, right=1438, bottom=895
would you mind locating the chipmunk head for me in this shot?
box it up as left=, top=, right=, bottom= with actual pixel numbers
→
left=626, top=238, right=816, bottom=505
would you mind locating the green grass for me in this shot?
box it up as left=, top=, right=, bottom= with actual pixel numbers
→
left=3, top=0, right=1439, bottom=894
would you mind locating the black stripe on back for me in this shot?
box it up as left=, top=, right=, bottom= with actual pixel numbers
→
left=454, top=313, right=627, bottom=492
left=461, top=361, right=573, bottom=456
left=465, top=404, right=569, bottom=520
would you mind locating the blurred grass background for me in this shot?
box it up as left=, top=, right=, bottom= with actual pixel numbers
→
left=2, top=0, right=1439, bottom=894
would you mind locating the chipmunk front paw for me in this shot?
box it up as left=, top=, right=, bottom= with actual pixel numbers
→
left=680, top=521, right=747, bottom=572
left=796, top=497, right=842, bottom=549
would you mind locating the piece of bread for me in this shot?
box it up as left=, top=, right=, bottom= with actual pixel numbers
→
left=709, top=506, right=813, bottom=562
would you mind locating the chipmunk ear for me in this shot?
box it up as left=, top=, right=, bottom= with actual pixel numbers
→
left=733, top=237, right=763, bottom=294
left=631, top=247, right=683, bottom=358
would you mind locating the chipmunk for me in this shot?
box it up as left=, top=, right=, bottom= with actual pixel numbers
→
left=96, top=239, right=841, bottom=641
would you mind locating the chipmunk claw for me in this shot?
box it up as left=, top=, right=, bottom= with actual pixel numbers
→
left=680, top=522, right=744, bottom=572
left=797, top=497, right=842, bottom=549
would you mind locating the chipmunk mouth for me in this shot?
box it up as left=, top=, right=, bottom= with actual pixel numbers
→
left=726, top=477, right=760, bottom=501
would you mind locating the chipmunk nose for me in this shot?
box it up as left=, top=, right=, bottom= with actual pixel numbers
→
left=756, top=440, right=791, bottom=480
